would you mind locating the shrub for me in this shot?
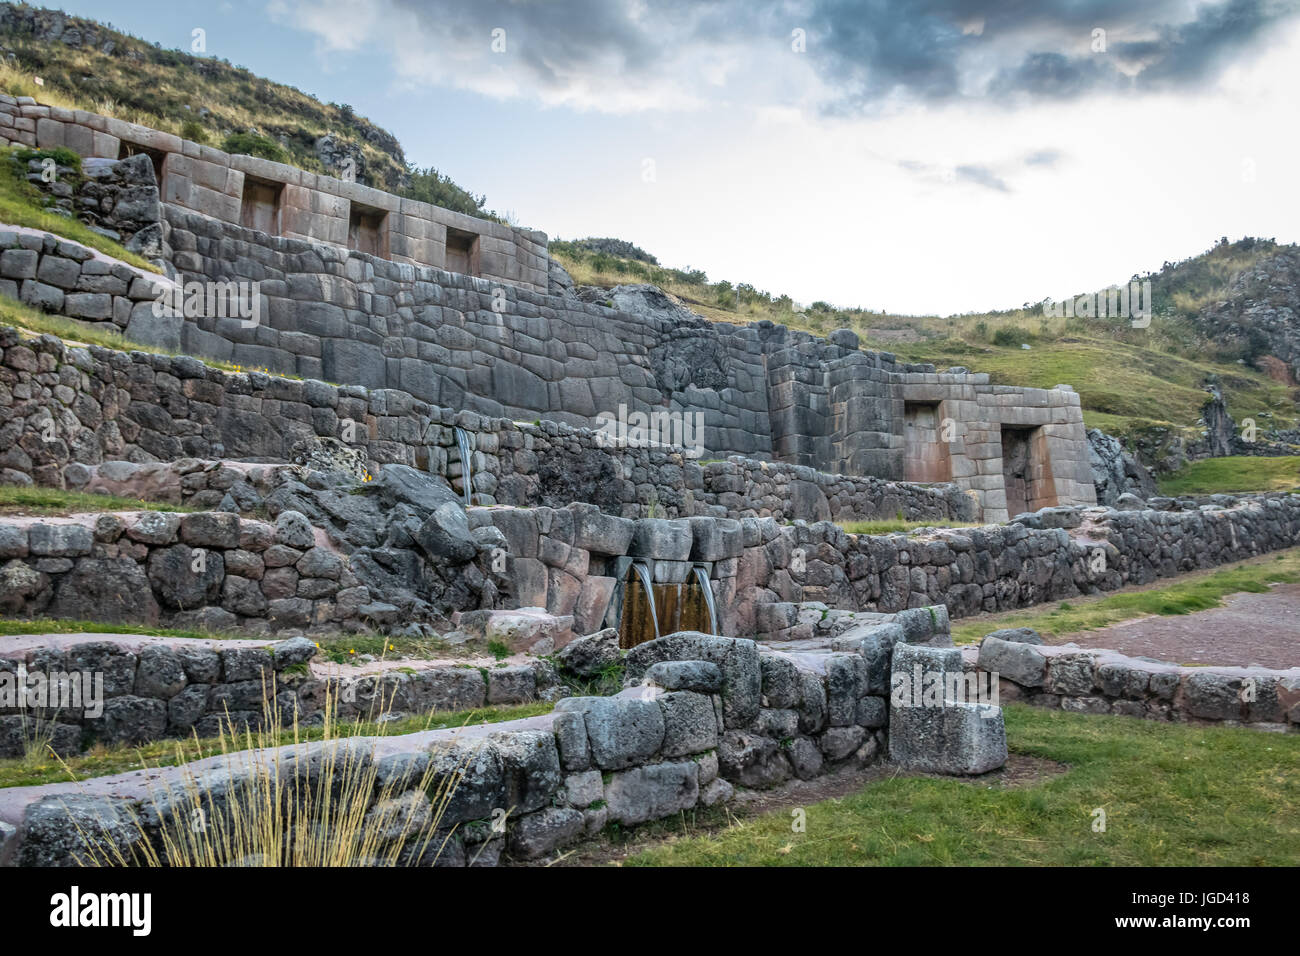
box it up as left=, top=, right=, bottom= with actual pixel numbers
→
left=221, top=131, right=287, bottom=163
left=180, top=119, right=209, bottom=144
left=992, top=326, right=1030, bottom=347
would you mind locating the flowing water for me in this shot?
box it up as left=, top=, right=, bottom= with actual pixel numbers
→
left=453, top=426, right=474, bottom=506
left=693, top=565, right=720, bottom=635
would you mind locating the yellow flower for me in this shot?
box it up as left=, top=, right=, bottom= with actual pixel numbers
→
left=349, top=649, right=355, bottom=655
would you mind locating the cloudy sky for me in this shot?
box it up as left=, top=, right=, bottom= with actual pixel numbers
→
left=68, top=0, right=1300, bottom=314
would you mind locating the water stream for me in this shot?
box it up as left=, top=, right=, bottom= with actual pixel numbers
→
left=693, top=565, right=720, bottom=635
left=632, top=561, right=660, bottom=640
left=453, top=426, right=474, bottom=506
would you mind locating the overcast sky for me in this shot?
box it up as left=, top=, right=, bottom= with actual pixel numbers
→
left=65, top=0, right=1300, bottom=314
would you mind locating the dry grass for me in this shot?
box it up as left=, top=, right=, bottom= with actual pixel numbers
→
left=65, top=678, right=489, bottom=867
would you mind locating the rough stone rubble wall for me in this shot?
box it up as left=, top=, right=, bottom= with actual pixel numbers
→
left=0, top=94, right=548, bottom=292
left=3, top=627, right=905, bottom=866
left=0, top=634, right=551, bottom=758
left=732, top=496, right=1300, bottom=638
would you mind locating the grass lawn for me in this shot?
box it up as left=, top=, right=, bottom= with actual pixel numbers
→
left=1158, top=456, right=1300, bottom=495
left=628, top=704, right=1300, bottom=866
left=949, top=550, right=1300, bottom=645
left=0, top=485, right=193, bottom=516
left=0, top=700, right=554, bottom=790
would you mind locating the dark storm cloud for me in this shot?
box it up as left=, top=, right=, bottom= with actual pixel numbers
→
left=386, top=0, right=1299, bottom=106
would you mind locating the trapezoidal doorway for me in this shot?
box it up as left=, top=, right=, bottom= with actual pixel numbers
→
left=1000, top=426, right=1058, bottom=517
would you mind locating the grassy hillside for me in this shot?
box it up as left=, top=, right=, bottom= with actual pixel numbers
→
left=551, top=237, right=1300, bottom=443
left=0, top=3, right=493, bottom=217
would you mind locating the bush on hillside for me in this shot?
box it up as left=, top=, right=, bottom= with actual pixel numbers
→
left=221, top=132, right=287, bottom=163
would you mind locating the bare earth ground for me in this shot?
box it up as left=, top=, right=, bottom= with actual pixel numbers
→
left=1049, top=583, right=1300, bottom=669
left=539, top=754, right=1068, bottom=867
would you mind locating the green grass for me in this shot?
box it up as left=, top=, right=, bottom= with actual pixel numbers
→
left=0, top=146, right=160, bottom=272
left=628, top=704, right=1300, bottom=866
left=949, top=550, right=1300, bottom=645
left=0, top=700, right=554, bottom=790
left=1158, top=456, right=1300, bottom=496
left=0, top=307, right=312, bottom=381
left=839, top=519, right=980, bottom=535
left=0, top=485, right=193, bottom=515
left=0, top=618, right=243, bottom=640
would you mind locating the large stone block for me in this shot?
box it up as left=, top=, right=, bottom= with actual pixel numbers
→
left=553, top=695, right=665, bottom=770
left=977, top=637, right=1047, bottom=688
left=603, top=760, right=699, bottom=825
left=625, top=632, right=760, bottom=728
left=889, top=641, right=1007, bottom=774
left=657, top=690, right=718, bottom=757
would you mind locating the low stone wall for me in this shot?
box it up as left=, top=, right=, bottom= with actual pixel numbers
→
left=3, top=613, right=986, bottom=866
left=0, top=634, right=554, bottom=757
left=736, top=495, right=1300, bottom=637
left=0, top=229, right=164, bottom=338
left=975, top=638, right=1300, bottom=729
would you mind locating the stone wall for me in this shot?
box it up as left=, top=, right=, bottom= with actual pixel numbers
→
left=0, top=634, right=552, bottom=757
left=0, top=94, right=548, bottom=292
left=0, top=324, right=974, bottom=525
left=733, top=495, right=1300, bottom=638
left=976, top=638, right=1300, bottom=729
left=3, top=618, right=974, bottom=866
left=0, top=509, right=421, bottom=633
left=1, top=204, right=1096, bottom=514
left=0, top=229, right=164, bottom=332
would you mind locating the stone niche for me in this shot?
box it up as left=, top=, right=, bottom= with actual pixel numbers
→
left=446, top=226, right=480, bottom=277
left=240, top=176, right=283, bottom=235
left=348, top=202, right=388, bottom=258
left=903, top=401, right=952, bottom=483
left=1000, top=425, right=1057, bottom=516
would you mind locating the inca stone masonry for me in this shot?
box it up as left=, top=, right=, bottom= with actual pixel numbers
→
left=0, top=98, right=1094, bottom=523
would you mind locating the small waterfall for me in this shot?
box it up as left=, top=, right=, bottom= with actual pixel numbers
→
left=693, top=565, right=720, bottom=635
left=632, top=561, right=660, bottom=640
left=453, top=426, right=473, bottom=506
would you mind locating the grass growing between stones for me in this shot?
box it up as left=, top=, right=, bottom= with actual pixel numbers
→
left=0, top=145, right=161, bottom=272
left=1157, top=456, right=1300, bottom=495
left=949, top=550, right=1300, bottom=646
left=0, top=485, right=195, bottom=516
left=0, top=700, right=552, bottom=790
left=627, top=704, right=1300, bottom=866
left=839, top=518, right=982, bottom=535
left=0, top=310, right=313, bottom=383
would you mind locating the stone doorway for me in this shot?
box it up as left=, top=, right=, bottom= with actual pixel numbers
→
left=1000, top=426, right=1058, bottom=517
left=903, top=401, right=952, bottom=482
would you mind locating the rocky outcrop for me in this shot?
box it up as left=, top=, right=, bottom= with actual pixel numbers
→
left=1087, top=428, right=1157, bottom=504
left=1193, top=248, right=1300, bottom=381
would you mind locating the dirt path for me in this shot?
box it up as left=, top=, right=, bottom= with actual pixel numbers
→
left=1049, top=583, right=1300, bottom=668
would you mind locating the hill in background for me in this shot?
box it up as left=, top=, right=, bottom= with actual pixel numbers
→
left=0, top=2, right=495, bottom=217
left=551, top=236, right=1300, bottom=461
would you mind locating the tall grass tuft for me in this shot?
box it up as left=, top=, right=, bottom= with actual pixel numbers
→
left=65, top=675, right=482, bottom=867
